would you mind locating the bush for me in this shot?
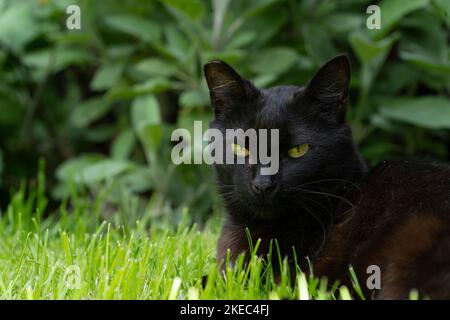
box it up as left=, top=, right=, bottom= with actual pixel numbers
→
left=0, top=0, right=449, bottom=221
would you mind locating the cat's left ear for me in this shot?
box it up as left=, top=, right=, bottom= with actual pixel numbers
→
left=204, top=60, right=250, bottom=116
left=304, top=55, right=350, bottom=119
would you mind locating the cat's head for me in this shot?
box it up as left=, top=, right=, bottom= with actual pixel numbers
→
left=204, top=55, right=367, bottom=221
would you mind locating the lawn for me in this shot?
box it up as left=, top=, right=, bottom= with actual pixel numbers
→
left=0, top=182, right=364, bottom=300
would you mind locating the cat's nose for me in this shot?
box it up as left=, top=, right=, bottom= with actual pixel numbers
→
left=250, top=178, right=277, bottom=198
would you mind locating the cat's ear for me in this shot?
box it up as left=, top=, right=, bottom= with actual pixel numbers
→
left=304, top=55, right=350, bottom=118
left=204, top=60, right=249, bottom=115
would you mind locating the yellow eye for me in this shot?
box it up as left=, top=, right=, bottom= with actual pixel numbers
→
left=288, top=144, right=309, bottom=158
left=231, top=143, right=250, bottom=157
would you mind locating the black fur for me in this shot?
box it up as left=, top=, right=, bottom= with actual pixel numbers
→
left=204, top=56, right=450, bottom=299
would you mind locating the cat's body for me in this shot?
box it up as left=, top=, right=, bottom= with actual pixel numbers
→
left=217, top=160, right=450, bottom=299
left=316, top=160, right=450, bottom=299
left=204, top=56, right=450, bottom=299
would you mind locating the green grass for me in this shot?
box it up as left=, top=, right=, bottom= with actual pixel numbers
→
left=0, top=181, right=360, bottom=300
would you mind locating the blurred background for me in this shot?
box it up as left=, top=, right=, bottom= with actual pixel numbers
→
left=0, top=0, right=449, bottom=223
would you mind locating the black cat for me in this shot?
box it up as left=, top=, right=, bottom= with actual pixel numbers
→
left=203, top=55, right=450, bottom=299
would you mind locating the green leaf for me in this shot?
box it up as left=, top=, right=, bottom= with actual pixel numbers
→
left=433, top=0, right=450, bottom=26
left=160, top=0, right=205, bottom=20
left=23, top=47, right=92, bottom=79
left=134, top=58, right=178, bottom=77
left=111, top=129, right=136, bottom=160
left=56, top=155, right=104, bottom=182
left=349, top=31, right=397, bottom=95
left=371, top=0, right=429, bottom=39
left=179, top=89, right=208, bottom=108
left=57, top=156, right=133, bottom=185
left=107, top=45, right=135, bottom=59
left=164, top=25, right=192, bottom=63
left=204, top=50, right=245, bottom=64
left=49, top=31, right=92, bottom=45
left=90, top=62, right=126, bottom=91
left=131, top=95, right=162, bottom=153
left=242, top=0, right=283, bottom=18
left=396, top=9, right=449, bottom=75
left=349, top=31, right=396, bottom=66
left=131, top=95, right=161, bottom=128
left=399, top=50, right=450, bottom=73
left=380, top=96, right=450, bottom=129
left=324, top=13, right=364, bottom=34
left=302, top=25, right=338, bottom=63
left=0, top=2, right=38, bottom=52
left=138, top=124, right=163, bottom=157
left=117, top=166, right=153, bottom=193
left=225, top=31, right=257, bottom=50
left=133, top=78, right=171, bottom=95
left=106, top=86, right=139, bottom=101
left=104, top=14, right=161, bottom=42
left=70, top=98, right=111, bottom=128
left=106, top=78, right=171, bottom=101
left=22, top=49, right=53, bottom=69
left=72, top=159, right=133, bottom=184
left=242, top=11, right=288, bottom=47
left=250, top=47, right=298, bottom=75
left=252, top=74, right=278, bottom=87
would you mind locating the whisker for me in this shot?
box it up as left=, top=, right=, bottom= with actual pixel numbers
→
left=287, top=187, right=355, bottom=209
left=294, top=198, right=327, bottom=259
left=289, top=177, right=361, bottom=191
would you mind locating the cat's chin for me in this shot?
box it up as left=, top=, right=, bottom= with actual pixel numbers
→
left=250, top=204, right=285, bottom=221
left=254, top=211, right=277, bottom=221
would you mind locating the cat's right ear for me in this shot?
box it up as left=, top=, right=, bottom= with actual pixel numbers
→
left=204, top=61, right=248, bottom=115
left=303, top=55, right=350, bottom=122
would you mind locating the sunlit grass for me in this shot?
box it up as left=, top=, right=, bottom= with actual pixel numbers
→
left=0, top=181, right=356, bottom=300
